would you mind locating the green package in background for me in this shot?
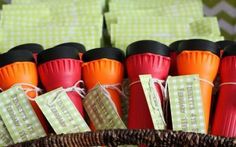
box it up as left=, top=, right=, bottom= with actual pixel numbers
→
left=106, top=0, right=203, bottom=34
left=105, top=9, right=157, bottom=33
left=36, top=88, right=90, bottom=134
left=111, top=23, right=190, bottom=45
left=12, top=0, right=103, bottom=15
left=112, top=17, right=221, bottom=47
left=190, top=17, right=221, bottom=36
left=0, top=25, right=100, bottom=52
left=2, top=3, right=48, bottom=11
left=109, top=0, right=202, bottom=12
left=115, top=35, right=224, bottom=51
left=0, top=2, right=103, bottom=52
left=2, top=3, right=103, bottom=26
left=117, top=16, right=197, bottom=25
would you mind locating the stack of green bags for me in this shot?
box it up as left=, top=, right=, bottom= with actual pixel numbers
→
left=0, top=0, right=105, bottom=52
left=105, top=0, right=224, bottom=51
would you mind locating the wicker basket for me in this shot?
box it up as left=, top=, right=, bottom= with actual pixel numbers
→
left=10, top=129, right=236, bottom=147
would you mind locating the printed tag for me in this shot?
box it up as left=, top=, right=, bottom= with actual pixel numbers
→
left=0, top=117, right=13, bottom=146
left=139, top=75, right=166, bottom=130
left=83, top=84, right=126, bottom=130
left=167, top=74, right=205, bottom=133
left=36, top=87, right=90, bottom=134
left=0, top=85, right=46, bottom=143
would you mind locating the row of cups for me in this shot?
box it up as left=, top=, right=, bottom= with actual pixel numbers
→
left=0, top=39, right=235, bottom=137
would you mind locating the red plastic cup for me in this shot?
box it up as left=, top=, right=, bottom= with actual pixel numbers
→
left=9, top=43, right=44, bottom=62
left=212, top=43, right=236, bottom=137
left=126, top=40, right=171, bottom=129
left=169, top=40, right=184, bottom=75
left=37, top=46, right=84, bottom=117
left=211, top=41, right=234, bottom=127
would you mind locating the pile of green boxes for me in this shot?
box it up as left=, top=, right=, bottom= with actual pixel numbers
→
left=105, top=0, right=224, bottom=51
left=0, top=0, right=105, bottom=52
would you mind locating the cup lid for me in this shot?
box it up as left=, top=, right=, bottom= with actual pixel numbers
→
left=82, top=47, right=125, bottom=63
left=169, top=40, right=185, bottom=52
left=178, top=39, right=220, bottom=57
left=126, top=40, right=170, bottom=57
left=0, top=50, right=34, bottom=68
left=37, top=46, right=79, bottom=65
left=216, top=40, right=235, bottom=50
left=9, top=43, right=44, bottom=54
left=222, top=43, right=236, bottom=57
left=54, top=42, right=86, bottom=53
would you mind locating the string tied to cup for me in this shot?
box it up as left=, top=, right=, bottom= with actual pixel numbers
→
left=220, top=82, right=236, bottom=87
left=129, top=77, right=169, bottom=103
left=197, top=78, right=214, bottom=87
left=13, top=83, right=43, bottom=101
left=102, top=83, right=128, bottom=99
left=48, top=80, right=86, bottom=106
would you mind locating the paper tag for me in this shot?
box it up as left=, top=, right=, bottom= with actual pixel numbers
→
left=167, top=74, right=205, bottom=133
left=139, top=75, right=166, bottom=130
left=83, top=84, right=126, bottom=130
left=0, top=85, right=46, bottom=143
left=0, top=117, right=13, bottom=146
left=35, top=87, right=90, bottom=134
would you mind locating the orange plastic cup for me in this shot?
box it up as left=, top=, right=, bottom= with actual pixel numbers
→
left=176, top=39, right=220, bottom=131
left=0, top=50, right=49, bottom=133
left=82, top=48, right=125, bottom=130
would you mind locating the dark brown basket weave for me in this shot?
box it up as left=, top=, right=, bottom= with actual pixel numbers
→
left=10, top=129, right=236, bottom=147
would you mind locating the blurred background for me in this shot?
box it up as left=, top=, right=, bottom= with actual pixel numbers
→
left=0, top=0, right=235, bottom=41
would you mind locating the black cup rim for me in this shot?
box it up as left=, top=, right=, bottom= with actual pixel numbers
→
left=222, top=43, right=236, bottom=57
left=9, top=43, right=44, bottom=54
left=37, top=46, right=80, bottom=65
left=177, top=39, right=220, bottom=57
left=0, top=50, right=35, bottom=68
left=54, top=42, right=86, bottom=53
left=216, top=40, right=235, bottom=50
left=126, top=40, right=170, bottom=57
left=82, top=47, right=125, bottom=63
left=169, top=40, right=185, bottom=52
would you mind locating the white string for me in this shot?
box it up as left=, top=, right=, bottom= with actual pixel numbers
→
left=13, top=83, right=43, bottom=101
left=220, top=82, right=236, bottom=87
left=129, top=78, right=166, bottom=98
left=100, top=83, right=128, bottom=114
left=198, top=78, right=214, bottom=87
left=48, top=80, right=86, bottom=106
left=129, top=76, right=214, bottom=100
left=152, top=78, right=165, bottom=99
left=102, top=83, right=128, bottom=99
left=129, top=80, right=140, bottom=87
